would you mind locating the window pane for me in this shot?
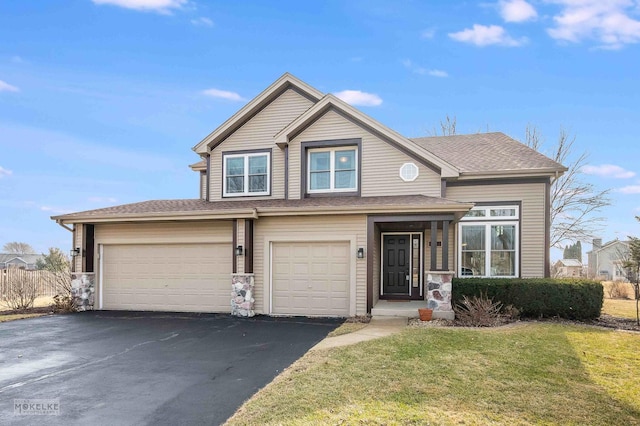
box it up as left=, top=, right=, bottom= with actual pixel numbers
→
left=248, top=175, right=266, bottom=192
left=226, top=176, right=244, bottom=193
left=335, top=150, right=355, bottom=170
left=465, top=209, right=486, bottom=218
left=310, top=171, right=330, bottom=190
left=461, top=252, right=485, bottom=276
left=249, top=155, right=267, bottom=174
left=310, top=152, right=330, bottom=171
left=226, top=157, right=244, bottom=176
left=335, top=170, right=355, bottom=189
left=461, top=225, right=485, bottom=251
left=490, top=251, right=515, bottom=276
left=491, top=225, right=515, bottom=250
left=491, top=208, right=516, bottom=217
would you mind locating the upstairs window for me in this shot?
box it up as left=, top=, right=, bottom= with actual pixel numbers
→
left=308, top=148, right=357, bottom=193
left=223, top=151, right=270, bottom=197
left=458, top=205, right=519, bottom=278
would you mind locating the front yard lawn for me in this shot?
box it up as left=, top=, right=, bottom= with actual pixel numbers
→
left=603, top=298, right=639, bottom=320
left=227, top=323, right=640, bottom=425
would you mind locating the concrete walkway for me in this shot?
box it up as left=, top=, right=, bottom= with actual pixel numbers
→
left=311, top=317, right=407, bottom=350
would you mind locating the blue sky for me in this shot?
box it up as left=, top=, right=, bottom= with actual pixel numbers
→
left=1, top=0, right=639, bottom=260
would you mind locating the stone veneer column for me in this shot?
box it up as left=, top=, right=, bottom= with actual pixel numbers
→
left=70, top=273, right=95, bottom=311
left=426, top=271, right=455, bottom=320
left=231, top=274, right=255, bottom=317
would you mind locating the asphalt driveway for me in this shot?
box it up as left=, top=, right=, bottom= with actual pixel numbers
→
left=0, top=312, right=342, bottom=425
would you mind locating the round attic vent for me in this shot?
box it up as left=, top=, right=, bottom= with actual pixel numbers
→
left=399, top=163, right=419, bottom=182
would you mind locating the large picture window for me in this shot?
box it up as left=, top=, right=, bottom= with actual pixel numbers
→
left=223, top=151, right=270, bottom=197
left=458, top=205, right=519, bottom=277
left=307, top=147, right=357, bottom=193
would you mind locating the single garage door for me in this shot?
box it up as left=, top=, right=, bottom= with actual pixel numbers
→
left=271, top=241, right=350, bottom=316
left=102, top=243, right=232, bottom=312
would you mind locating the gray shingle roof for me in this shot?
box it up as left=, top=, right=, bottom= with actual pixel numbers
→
left=410, top=132, right=566, bottom=174
left=0, top=253, right=43, bottom=265
left=557, top=259, right=583, bottom=267
left=53, top=195, right=471, bottom=221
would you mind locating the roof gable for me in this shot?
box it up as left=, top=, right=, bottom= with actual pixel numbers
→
left=274, top=94, right=460, bottom=178
left=193, top=73, right=323, bottom=154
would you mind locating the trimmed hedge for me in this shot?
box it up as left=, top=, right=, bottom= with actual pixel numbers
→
left=452, top=278, right=603, bottom=320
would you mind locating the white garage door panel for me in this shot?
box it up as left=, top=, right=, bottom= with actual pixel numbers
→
left=272, top=241, right=350, bottom=316
left=102, top=243, right=231, bottom=312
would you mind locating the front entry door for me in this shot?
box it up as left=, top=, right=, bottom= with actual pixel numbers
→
left=382, top=234, right=411, bottom=295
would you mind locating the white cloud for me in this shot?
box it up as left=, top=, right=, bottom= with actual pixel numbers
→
left=333, top=90, right=383, bottom=107
left=547, top=0, right=640, bottom=49
left=428, top=69, right=449, bottom=78
left=202, top=88, right=246, bottom=102
left=191, top=17, right=213, bottom=27
left=39, top=205, right=72, bottom=214
left=11, top=56, right=24, bottom=63
left=618, top=185, right=640, bottom=194
left=403, top=60, right=448, bottom=77
left=449, top=24, right=527, bottom=46
left=499, top=0, right=538, bottom=23
left=91, top=0, right=187, bottom=14
left=88, top=196, right=118, bottom=203
left=0, top=79, right=19, bottom=92
left=582, top=164, right=636, bottom=178
left=0, top=166, right=12, bottom=178
left=421, top=28, right=436, bottom=39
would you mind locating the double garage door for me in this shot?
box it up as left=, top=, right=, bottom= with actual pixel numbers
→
left=102, top=243, right=232, bottom=312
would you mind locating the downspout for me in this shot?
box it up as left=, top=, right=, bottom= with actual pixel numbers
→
left=252, top=208, right=259, bottom=219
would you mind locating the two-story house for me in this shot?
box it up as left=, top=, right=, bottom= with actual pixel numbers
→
left=52, top=73, right=566, bottom=318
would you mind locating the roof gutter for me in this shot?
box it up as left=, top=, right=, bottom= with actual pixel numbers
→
left=55, top=219, right=74, bottom=232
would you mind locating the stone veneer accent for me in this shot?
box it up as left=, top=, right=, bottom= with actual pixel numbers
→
left=71, top=273, right=95, bottom=311
left=231, top=274, right=255, bottom=317
left=426, top=271, right=454, bottom=319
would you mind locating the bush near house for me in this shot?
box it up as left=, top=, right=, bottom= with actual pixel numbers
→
left=452, top=278, right=603, bottom=320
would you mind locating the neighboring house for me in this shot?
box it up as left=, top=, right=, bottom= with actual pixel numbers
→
left=51, top=73, right=566, bottom=318
left=553, top=259, right=583, bottom=278
left=587, top=238, right=630, bottom=281
left=0, top=253, right=44, bottom=270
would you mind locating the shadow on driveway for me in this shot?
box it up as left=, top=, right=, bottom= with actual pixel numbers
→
left=0, top=311, right=342, bottom=425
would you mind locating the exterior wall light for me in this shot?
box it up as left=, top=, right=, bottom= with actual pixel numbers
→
left=235, top=245, right=244, bottom=256
left=70, top=247, right=81, bottom=257
left=357, top=247, right=365, bottom=259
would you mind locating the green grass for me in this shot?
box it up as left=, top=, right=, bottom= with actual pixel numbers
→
left=603, top=298, right=639, bottom=320
left=227, top=323, right=640, bottom=425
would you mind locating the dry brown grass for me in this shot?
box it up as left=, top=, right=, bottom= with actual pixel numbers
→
left=0, top=295, right=53, bottom=312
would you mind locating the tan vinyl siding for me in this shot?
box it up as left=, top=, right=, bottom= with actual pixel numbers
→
left=236, top=219, right=245, bottom=274
left=209, top=88, right=314, bottom=201
left=73, top=225, right=83, bottom=272
left=288, top=109, right=441, bottom=199
left=447, top=182, right=546, bottom=277
left=94, top=221, right=233, bottom=245
left=254, top=214, right=367, bottom=316
left=200, top=171, right=206, bottom=200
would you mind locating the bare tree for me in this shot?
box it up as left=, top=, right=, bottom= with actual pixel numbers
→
left=2, top=270, right=38, bottom=310
left=2, top=242, right=35, bottom=254
left=428, top=114, right=458, bottom=136
left=623, top=218, right=640, bottom=325
left=525, top=125, right=611, bottom=248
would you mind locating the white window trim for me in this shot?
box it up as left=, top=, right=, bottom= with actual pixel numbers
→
left=307, top=147, right=358, bottom=193
left=458, top=204, right=520, bottom=278
left=223, top=152, right=270, bottom=197
left=399, top=162, right=419, bottom=182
